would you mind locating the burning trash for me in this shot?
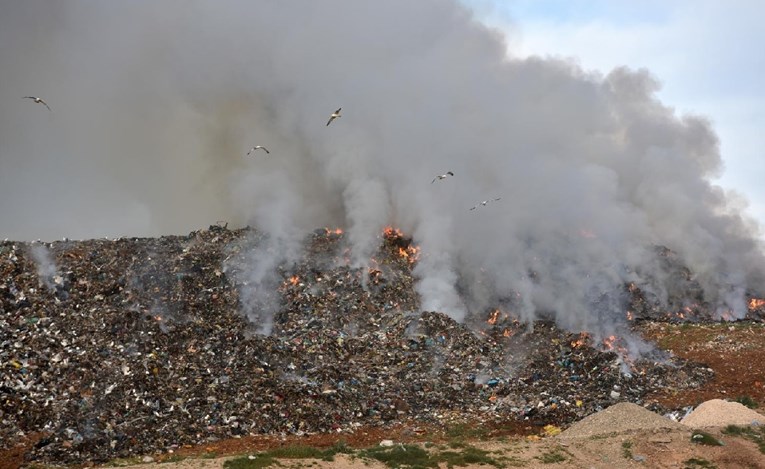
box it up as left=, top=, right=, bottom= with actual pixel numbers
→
left=0, top=225, right=755, bottom=466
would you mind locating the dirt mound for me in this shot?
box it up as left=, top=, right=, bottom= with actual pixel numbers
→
left=681, top=399, right=765, bottom=428
left=558, top=402, right=686, bottom=439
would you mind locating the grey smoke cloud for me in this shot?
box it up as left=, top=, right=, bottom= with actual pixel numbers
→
left=1, top=1, right=763, bottom=335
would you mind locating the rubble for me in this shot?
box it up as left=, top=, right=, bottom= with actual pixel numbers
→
left=0, top=226, right=720, bottom=465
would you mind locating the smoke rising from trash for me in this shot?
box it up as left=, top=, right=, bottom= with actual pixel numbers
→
left=29, top=244, right=59, bottom=292
left=1, top=1, right=764, bottom=337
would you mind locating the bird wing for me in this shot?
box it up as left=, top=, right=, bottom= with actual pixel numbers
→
left=262, top=147, right=270, bottom=154
left=41, top=101, right=51, bottom=111
left=431, top=177, right=437, bottom=184
left=326, top=116, right=335, bottom=126
left=335, top=108, right=342, bottom=113
left=23, top=96, right=35, bottom=100
left=447, top=171, right=454, bottom=176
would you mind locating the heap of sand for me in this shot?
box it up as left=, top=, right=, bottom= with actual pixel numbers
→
left=681, top=399, right=765, bottom=428
left=558, top=402, right=686, bottom=439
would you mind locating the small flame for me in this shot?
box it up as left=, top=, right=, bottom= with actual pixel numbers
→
left=487, top=309, right=500, bottom=325
left=571, top=332, right=590, bottom=348
left=383, top=226, right=404, bottom=238
left=383, top=226, right=420, bottom=263
left=325, top=227, right=343, bottom=235
left=288, top=275, right=299, bottom=286
left=600, top=334, right=634, bottom=371
left=397, top=246, right=420, bottom=264
left=603, top=335, right=617, bottom=351
left=668, top=305, right=696, bottom=321
left=502, top=328, right=513, bottom=337
left=749, top=298, right=765, bottom=310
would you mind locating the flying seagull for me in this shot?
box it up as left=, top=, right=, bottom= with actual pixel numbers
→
left=326, top=107, right=341, bottom=126
left=23, top=96, right=51, bottom=111
left=469, top=197, right=502, bottom=211
left=247, top=145, right=270, bottom=155
left=431, top=171, right=455, bottom=184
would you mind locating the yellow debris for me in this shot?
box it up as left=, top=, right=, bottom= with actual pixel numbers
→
left=542, top=424, right=561, bottom=437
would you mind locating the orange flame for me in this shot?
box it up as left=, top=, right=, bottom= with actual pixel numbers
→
left=571, top=332, right=589, bottom=348
left=749, top=298, right=765, bottom=310
left=383, top=226, right=420, bottom=263
left=600, top=334, right=634, bottom=370
left=325, top=228, right=343, bottom=235
left=487, top=309, right=500, bottom=325
left=288, top=275, right=299, bottom=286
left=383, top=226, right=404, bottom=238
left=502, top=328, right=513, bottom=337
left=397, top=246, right=420, bottom=264
left=603, top=335, right=617, bottom=351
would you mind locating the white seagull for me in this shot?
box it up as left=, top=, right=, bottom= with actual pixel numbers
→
left=326, top=107, right=341, bottom=126
left=247, top=145, right=270, bottom=155
left=23, top=96, right=51, bottom=111
left=431, top=171, right=455, bottom=184
left=469, top=197, right=502, bottom=211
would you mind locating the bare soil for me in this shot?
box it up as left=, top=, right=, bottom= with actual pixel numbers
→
left=640, top=321, right=765, bottom=409
left=99, top=426, right=765, bottom=469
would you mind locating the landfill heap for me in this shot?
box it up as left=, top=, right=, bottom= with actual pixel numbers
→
left=0, top=226, right=736, bottom=465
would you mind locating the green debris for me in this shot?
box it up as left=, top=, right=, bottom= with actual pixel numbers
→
left=691, top=431, right=724, bottom=446
left=721, top=424, right=765, bottom=453
left=621, top=440, right=633, bottom=459
left=683, top=457, right=717, bottom=468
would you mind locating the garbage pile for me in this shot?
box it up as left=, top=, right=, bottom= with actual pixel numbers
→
left=0, top=226, right=720, bottom=464
left=626, top=245, right=765, bottom=322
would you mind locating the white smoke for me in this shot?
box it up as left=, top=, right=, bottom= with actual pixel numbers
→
left=29, top=243, right=58, bottom=291
left=1, top=1, right=764, bottom=337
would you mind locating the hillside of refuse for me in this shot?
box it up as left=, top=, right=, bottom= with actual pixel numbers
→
left=0, top=226, right=741, bottom=465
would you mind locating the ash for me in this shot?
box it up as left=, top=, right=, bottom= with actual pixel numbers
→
left=1, top=226, right=716, bottom=464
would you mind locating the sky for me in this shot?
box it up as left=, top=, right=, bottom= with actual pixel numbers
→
left=464, top=0, right=765, bottom=228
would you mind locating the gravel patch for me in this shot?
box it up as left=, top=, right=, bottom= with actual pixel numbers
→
left=681, top=399, right=765, bottom=428
left=558, top=402, right=686, bottom=439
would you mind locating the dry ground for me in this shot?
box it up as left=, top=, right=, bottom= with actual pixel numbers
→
left=101, top=426, right=765, bottom=469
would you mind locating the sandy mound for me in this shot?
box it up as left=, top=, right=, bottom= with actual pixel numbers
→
left=558, top=402, right=686, bottom=439
left=681, top=399, right=765, bottom=428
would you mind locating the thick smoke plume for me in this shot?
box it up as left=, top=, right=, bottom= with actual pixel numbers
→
left=2, top=1, right=764, bottom=337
